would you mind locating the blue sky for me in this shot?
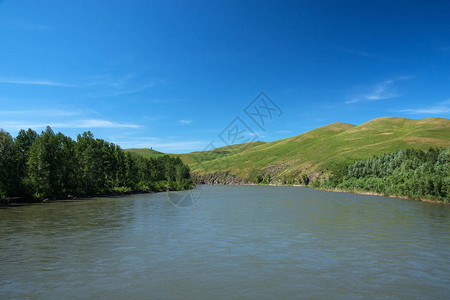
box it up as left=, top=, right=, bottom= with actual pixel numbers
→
left=1, top=0, right=449, bottom=153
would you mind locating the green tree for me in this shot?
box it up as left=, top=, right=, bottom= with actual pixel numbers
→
left=0, top=130, right=21, bottom=197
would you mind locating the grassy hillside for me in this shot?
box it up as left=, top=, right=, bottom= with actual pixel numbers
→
left=126, top=141, right=266, bottom=164
left=184, top=117, right=450, bottom=183
left=125, top=148, right=165, bottom=159
left=177, top=141, right=266, bottom=166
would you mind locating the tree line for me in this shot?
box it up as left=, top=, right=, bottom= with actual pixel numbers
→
left=0, top=127, right=193, bottom=201
left=320, top=147, right=449, bottom=202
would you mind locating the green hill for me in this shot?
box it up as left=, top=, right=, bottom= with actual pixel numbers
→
left=183, top=117, right=450, bottom=184
left=125, top=148, right=165, bottom=159
left=126, top=141, right=266, bottom=164
left=177, top=141, right=266, bottom=166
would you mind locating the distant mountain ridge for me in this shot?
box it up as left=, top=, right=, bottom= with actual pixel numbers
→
left=127, top=117, right=450, bottom=184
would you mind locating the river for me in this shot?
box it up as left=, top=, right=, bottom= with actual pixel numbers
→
left=1, top=185, right=449, bottom=299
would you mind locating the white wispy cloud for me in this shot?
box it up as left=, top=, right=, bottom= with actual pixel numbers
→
left=346, top=76, right=413, bottom=104
left=338, top=47, right=378, bottom=58
left=365, top=86, right=398, bottom=100
left=109, top=82, right=154, bottom=97
left=277, top=130, right=293, bottom=134
left=112, top=138, right=207, bottom=153
left=0, top=119, right=141, bottom=130
left=397, top=99, right=450, bottom=115
left=179, top=119, right=193, bottom=125
left=74, top=119, right=141, bottom=128
left=0, top=78, right=72, bottom=87
left=86, top=73, right=156, bottom=97
left=89, top=81, right=155, bottom=97
left=345, top=99, right=359, bottom=104
left=0, top=109, right=85, bottom=117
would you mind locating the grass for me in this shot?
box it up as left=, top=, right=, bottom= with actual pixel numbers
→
left=127, top=117, right=450, bottom=183
left=125, top=148, right=165, bottom=159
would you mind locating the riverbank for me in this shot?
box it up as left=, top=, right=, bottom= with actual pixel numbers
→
left=313, top=187, right=449, bottom=204
left=271, top=184, right=448, bottom=204
left=0, top=189, right=157, bottom=206
left=195, top=180, right=449, bottom=204
left=4, top=183, right=446, bottom=206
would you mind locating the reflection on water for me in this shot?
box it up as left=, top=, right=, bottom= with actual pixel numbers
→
left=166, top=187, right=202, bottom=207
left=1, top=185, right=449, bottom=299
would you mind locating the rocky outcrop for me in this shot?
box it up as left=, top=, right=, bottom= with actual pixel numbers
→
left=193, top=172, right=246, bottom=185
left=192, top=167, right=327, bottom=186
